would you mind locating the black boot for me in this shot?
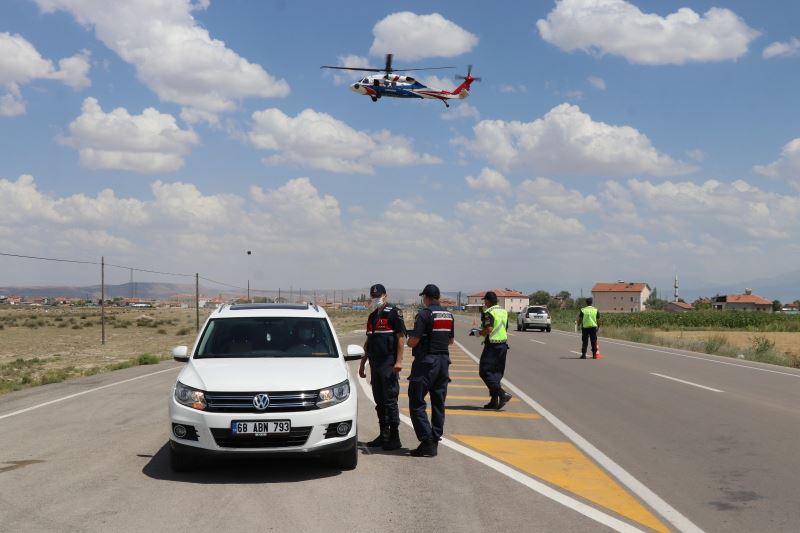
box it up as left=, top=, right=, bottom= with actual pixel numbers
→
left=410, top=438, right=437, bottom=457
left=483, top=396, right=499, bottom=409
left=497, top=391, right=512, bottom=410
left=382, top=426, right=402, bottom=451
left=366, top=421, right=388, bottom=447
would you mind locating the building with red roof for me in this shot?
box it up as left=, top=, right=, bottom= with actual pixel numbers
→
left=712, top=290, right=772, bottom=312
left=591, top=282, right=651, bottom=313
left=467, top=289, right=528, bottom=313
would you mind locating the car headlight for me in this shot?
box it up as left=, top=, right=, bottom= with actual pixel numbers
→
left=174, top=381, right=206, bottom=410
left=317, top=380, right=350, bottom=408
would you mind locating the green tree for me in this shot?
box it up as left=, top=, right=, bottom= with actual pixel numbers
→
left=772, top=299, right=782, bottom=312
left=529, top=290, right=551, bottom=306
left=692, top=297, right=712, bottom=310
left=645, top=289, right=668, bottom=310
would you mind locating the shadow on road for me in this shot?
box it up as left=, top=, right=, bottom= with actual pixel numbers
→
left=142, top=443, right=342, bottom=484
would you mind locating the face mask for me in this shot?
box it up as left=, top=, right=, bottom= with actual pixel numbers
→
left=370, top=297, right=384, bottom=310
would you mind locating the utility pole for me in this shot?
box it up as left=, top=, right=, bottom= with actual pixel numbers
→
left=195, top=273, right=199, bottom=332
left=101, top=256, right=105, bottom=345
left=247, top=279, right=250, bottom=303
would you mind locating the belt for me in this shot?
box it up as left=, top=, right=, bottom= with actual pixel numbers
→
left=489, top=340, right=508, bottom=344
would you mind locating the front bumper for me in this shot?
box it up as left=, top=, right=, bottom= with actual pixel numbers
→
left=168, top=393, right=357, bottom=455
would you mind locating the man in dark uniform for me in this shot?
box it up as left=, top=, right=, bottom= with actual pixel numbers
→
left=358, top=283, right=406, bottom=450
left=406, top=284, right=454, bottom=457
left=478, top=291, right=513, bottom=410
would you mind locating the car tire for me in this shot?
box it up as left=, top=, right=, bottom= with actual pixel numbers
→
left=522, top=324, right=527, bottom=331
left=330, top=437, right=358, bottom=470
left=169, top=444, right=196, bottom=472
left=546, top=326, right=551, bottom=333
left=516, top=322, right=521, bottom=331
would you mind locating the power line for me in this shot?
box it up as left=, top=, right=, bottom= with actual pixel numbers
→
left=105, top=262, right=193, bottom=278
left=0, top=251, right=98, bottom=265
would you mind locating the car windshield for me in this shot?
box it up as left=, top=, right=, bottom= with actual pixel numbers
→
left=195, top=317, right=337, bottom=358
left=530, top=307, right=547, bottom=314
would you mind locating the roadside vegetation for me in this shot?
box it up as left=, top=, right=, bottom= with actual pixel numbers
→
left=0, top=306, right=210, bottom=396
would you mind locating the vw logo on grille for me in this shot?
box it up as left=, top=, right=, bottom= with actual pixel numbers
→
left=253, top=393, right=270, bottom=410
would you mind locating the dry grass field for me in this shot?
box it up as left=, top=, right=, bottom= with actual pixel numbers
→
left=656, top=330, right=800, bottom=360
left=0, top=307, right=210, bottom=395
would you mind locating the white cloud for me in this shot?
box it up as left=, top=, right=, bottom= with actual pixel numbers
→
left=687, top=149, right=705, bottom=162
left=249, top=108, right=440, bottom=174
left=0, top=84, right=25, bottom=117
left=537, top=0, right=759, bottom=65
left=419, top=75, right=454, bottom=91
left=250, top=178, right=341, bottom=230
left=763, top=38, right=800, bottom=59
left=441, top=102, right=480, bottom=121
left=587, top=76, right=606, bottom=90
left=369, top=12, right=478, bottom=60
left=499, top=84, right=527, bottom=94
left=754, top=138, right=800, bottom=179
left=454, top=103, right=695, bottom=177
left=518, top=177, right=600, bottom=213
left=465, top=168, right=510, bottom=194
left=35, top=0, right=289, bottom=122
left=0, top=32, right=90, bottom=115
left=60, top=97, right=199, bottom=173
left=326, top=55, right=372, bottom=85
left=151, top=181, right=241, bottom=225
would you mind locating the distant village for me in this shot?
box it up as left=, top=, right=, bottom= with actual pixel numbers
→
left=1, top=280, right=798, bottom=315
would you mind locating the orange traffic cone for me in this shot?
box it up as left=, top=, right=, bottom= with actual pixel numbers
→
left=594, top=340, right=604, bottom=359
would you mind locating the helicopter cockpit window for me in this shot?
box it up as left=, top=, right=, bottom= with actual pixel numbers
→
left=406, top=77, right=415, bottom=83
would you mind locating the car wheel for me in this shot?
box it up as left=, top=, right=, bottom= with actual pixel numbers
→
left=546, top=327, right=551, bottom=332
left=522, top=324, right=527, bottom=331
left=169, top=444, right=196, bottom=472
left=330, top=438, right=358, bottom=470
left=516, top=321, right=521, bottom=331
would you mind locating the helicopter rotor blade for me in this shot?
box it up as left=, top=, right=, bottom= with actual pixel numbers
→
left=320, top=66, right=385, bottom=72
left=384, top=53, right=393, bottom=73
left=396, top=66, right=456, bottom=72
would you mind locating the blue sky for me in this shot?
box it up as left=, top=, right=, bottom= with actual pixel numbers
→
left=1, top=0, right=799, bottom=298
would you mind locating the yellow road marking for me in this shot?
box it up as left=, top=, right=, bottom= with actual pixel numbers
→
left=447, top=394, right=519, bottom=403
left=448, top=377, right=483, bottom=381
left=446, top=384, right=488, bottom=389
left=401, top=408, right=541, bottom=420
left=449, top=370, right=479, bottom=374
left=452, top=435, right=669, bottom=533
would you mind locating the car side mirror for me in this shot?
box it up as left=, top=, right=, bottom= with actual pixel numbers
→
left=172, top=345, right=189, bottom=362
left=469, top=327, right=479, bottom=336
left=344, top=344, right=365, bottom=361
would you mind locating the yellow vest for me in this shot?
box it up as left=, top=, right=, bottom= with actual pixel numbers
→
left=482, top=305, right=508, bottom=344
left=581, top=306, right=598, bottom=328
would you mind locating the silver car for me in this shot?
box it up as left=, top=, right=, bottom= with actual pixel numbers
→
left=517, top=305, right=551, bottom=332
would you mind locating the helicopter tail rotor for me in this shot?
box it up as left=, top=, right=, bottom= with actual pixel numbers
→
left=455, top=64, right=482, bottom=82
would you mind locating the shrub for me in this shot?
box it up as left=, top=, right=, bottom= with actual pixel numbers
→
left=157, top=329, right=167, bottom=334
left=176, top=327, right=191, bottom=335
left=703, top=334, right=728, bottom=354
left=71, top=324, right=82, bottom=330
left=137, top=353, right=160, bottom=365
left=750, top=335, right=775, bottom=355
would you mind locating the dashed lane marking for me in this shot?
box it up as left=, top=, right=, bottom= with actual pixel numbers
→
left=453, top=435, right=670, bottom=533
left=530, top=339, right=546, bottom=345
left=651, top=373, right=724, bottom=393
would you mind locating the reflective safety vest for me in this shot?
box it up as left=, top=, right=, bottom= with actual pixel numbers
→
left=581, top=306, right=599, bottom=328
left=482, top=305, right=508, bottom=344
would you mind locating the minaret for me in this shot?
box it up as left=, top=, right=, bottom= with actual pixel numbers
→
left=673, top=271, right=679, bottom=302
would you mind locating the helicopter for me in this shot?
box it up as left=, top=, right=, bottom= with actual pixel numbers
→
left=321, top=54, right=481, bottom=108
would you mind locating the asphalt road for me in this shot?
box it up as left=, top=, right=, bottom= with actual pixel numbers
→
left=1, top=321, right=797, bottom=532
left=458, top=316, right=800, bottom=533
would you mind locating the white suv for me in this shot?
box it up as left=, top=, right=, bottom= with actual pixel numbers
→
left=517, top=305, right=552, bottom=332
left=168, top=303, right=363, bottom=471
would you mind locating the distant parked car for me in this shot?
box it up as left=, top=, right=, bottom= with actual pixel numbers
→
left=517, top=305, right=551, bottom=332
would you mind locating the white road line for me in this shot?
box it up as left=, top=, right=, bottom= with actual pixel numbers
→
left=551, top=330, right=800, bottom=379
left=456, top=340, right=703, bottom=533
left=530, top=339, right=546, bottom=345
left=355, top=370, right=646, bottom=532
left=569, top=351, right=583, bottom=356
left=651, top=373, right=724, bottom=393
left=0, top=366, right=181, bottom=422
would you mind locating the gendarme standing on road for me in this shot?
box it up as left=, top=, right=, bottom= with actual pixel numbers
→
left=477, top=291, right=513, bottom=410
left=406, top=284, right=454, bottom=457
left=577, top=297, right=600, bottom=359
left=359, top=283, right=406, bottom=451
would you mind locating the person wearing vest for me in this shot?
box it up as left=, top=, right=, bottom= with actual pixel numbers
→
left=577, top=297, right=600, bottom=359
left=478, top=291, right=513, bottom=410
left=359, top=283, right=406, bottom=450
left=406, top=284, right=454, bottom=457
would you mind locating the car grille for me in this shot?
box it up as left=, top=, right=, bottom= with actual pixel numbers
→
left=210, top=426, right=312, bottom=448
left=204, top=391, right=318, bottom=413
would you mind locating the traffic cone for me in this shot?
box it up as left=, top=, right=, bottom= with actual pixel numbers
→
left=594, top=340, right=604, bottom=359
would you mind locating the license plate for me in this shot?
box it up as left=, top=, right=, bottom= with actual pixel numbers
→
left=231, top=420, right=291, bottom=436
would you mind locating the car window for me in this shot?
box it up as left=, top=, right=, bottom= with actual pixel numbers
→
left=195, top=317, right=337, bottom=358
left=529, top=307, right=548, bottom=314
